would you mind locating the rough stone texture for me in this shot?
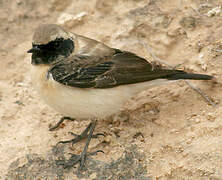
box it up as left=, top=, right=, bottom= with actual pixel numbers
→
left=6, top=145, right=150, bottom=180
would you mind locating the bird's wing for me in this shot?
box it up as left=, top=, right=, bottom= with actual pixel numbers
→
left=49, top=50, right=184, bottom=88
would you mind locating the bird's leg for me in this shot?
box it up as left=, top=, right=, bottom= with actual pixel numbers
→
left=49, top=116, right=75, bottom=131
left=57, top=120, right=104, bottom=169
left=58, top=120, right=104, bottom=145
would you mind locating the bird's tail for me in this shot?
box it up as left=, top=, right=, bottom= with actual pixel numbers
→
left=166, top=72, right=213, bottom=81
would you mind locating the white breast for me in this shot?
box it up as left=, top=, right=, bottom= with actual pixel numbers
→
left=31, top=65, right=169, bottom=119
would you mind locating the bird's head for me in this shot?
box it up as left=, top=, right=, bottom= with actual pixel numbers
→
left=28, top=24, right=74, bottom=65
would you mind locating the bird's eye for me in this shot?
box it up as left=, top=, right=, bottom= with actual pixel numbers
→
left=54, top=41, right=61, bottom=49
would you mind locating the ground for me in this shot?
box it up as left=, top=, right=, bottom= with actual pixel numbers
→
left=1, top=0, right=222, bottom=179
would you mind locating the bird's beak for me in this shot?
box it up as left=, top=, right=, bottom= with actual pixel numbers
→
left=27, top=46, right=41, bottom=53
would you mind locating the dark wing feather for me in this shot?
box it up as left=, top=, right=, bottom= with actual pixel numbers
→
left=49, top=51, right=185, bottom=88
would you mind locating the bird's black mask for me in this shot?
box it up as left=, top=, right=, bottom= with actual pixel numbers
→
left=27, top=38, right=74, bottom=65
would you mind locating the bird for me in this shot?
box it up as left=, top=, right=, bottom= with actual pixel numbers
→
left=27, top=24, right=213, bottom=169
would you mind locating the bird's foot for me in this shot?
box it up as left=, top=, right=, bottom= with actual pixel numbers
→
left=49, top=116, right=75, bottom=131
left=58, top=121, right=104, bottom=145
left=57, top=150, right=104, bottom=170
left=57, top=120, right=105, bottom=169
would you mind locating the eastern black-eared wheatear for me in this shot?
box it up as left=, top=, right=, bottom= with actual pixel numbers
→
left=28, top=24, right=213, bottom=169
